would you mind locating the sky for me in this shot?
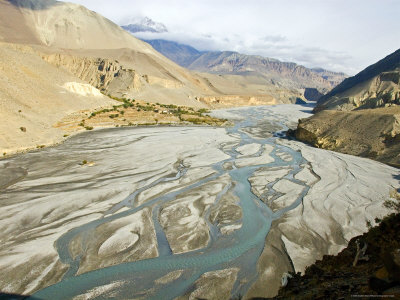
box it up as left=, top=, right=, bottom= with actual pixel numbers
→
left=63, top=0, right=399, bottom=75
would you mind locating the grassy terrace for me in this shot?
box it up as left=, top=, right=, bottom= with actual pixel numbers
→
left=76, top=96, right=228, bottom=131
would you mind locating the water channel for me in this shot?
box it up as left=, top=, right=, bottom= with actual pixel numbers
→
left=28, top=105, right=314, bottom=299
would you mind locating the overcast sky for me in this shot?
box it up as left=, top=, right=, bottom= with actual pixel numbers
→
left=64, top=0, right=399, bottom=75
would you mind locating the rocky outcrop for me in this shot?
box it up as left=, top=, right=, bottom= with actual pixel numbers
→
left=0, top=42, right=117, bottom=155
left=42, top=54, right=142, bottom=96
left=304, top=88, right=324, bottom=101
left=294, top=107, right=400, bottom=167
left=40, top=53, right=187, bottom=98
left=294, top=49, right=400, bottom=167
left=314, top=69, right=400, bottom=112
left=271, top=212, right=400, bottom=299
left=315, top=48, right=400, bottom=112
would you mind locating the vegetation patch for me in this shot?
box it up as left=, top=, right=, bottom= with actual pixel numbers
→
left=76, top=96, right=228, bottom=130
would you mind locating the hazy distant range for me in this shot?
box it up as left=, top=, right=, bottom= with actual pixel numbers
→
left=121, top=19, right=346, bottom=96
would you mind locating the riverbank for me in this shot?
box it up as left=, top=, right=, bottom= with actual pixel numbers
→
left=291, top=106, right=400, bottom=168
left=0, top=99, right=228, bottom=159
left=1, top=105, right=399, bottom=299
left=270, top=208, right=400, bottom=299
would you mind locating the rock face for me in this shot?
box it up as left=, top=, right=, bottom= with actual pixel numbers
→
left=304, top=88, right=324, bottom=101
left=0, top=42, right=117, bottom=155
left=295, top=107, right=400, bottom=167
left=143, top=39, right=347, bottom=93
left=40, top=52, right=178, bottom=98
left=315, top=48, right=400, bottom=112
left=295, top=48, right=400, bottom=167
left=273, top=212, right=400, bottom=299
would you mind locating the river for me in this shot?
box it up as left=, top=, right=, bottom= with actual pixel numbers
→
left=0, top=104, right=398, bottom=299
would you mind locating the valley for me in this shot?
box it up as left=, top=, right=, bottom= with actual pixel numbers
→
left=0, top=0, right=398, bottom=299
left=0, top=105, right=398, bottom=299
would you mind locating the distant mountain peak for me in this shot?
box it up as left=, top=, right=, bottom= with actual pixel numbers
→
left=143, top=39, right=346, bottom=92
left=122, top=16, right=168, bottom=34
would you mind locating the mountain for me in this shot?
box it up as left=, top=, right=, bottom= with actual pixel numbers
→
left=294, top=48, right=400, bottom=167
left=144, top=39, right=347, bottom=93
left=0, top=0, right=258, bottom=106
left=122, top=17, right=168, bottom=34
left=0, top=0, right=304, bottom=106
left=142, top=39, right=202, bottom=67
left=0, top=0, right=304, bottom=156
left=185, top=51, right=345, bottom=92
left=0, top=42, right=117, bottom=155
left=1, top=0, right=155, bottom=51
left=315, top=48, right=400, bottom=112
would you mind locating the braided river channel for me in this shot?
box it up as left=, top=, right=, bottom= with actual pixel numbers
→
left=0, top=105, right=398, bottom=299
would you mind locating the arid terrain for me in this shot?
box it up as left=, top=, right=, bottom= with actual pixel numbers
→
left=1, top=105, right=399, bottom=300
left=0, top=1, right=398, bottom=300
left=294, top=48, right=400, bottom=167
left=0, top=0, right=309, bottom=157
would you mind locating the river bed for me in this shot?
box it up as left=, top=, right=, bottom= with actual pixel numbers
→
left=0, top=104, right=398, bottom=299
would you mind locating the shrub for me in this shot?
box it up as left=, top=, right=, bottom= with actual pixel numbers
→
left=198, top=108, right=210, bottom=114
left=384, top=189, right=400, bottom=212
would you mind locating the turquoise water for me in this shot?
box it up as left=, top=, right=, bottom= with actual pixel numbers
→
left=32, top=106, right=311, bottom=299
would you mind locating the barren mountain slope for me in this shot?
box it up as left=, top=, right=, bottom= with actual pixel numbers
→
left=0, top=0, right=206, bottom=106
left=315, top=48, right=400, bottom=112
left=0, top=42, right=117, bottom=155
left=0, top=0, right=304, bottom=107
left=143, top=39, right=347, bottom=94
left=1, top=0, right=155, bottom=52
left=195, top=72, right=302, bottom=108
left=0, top=0, right=40, bottom=44
left=295, top=106, right=400, bottom=167
left=186, top=51, right=344, bottom=91
left=39, top=47, right=303, bottom=106
left=294, top=49, right=400, bottom=166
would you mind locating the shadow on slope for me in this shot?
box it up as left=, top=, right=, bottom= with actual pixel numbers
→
left=8, top=0, right=60, bottom=10
left=0, top=292, right=39, bottom=300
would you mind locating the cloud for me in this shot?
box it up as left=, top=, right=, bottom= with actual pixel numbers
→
left=262, top=35, right=287, bottom=43
left=132, top=29, right=355, bottom=74
left=64, top=0, right=400, bottom=75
